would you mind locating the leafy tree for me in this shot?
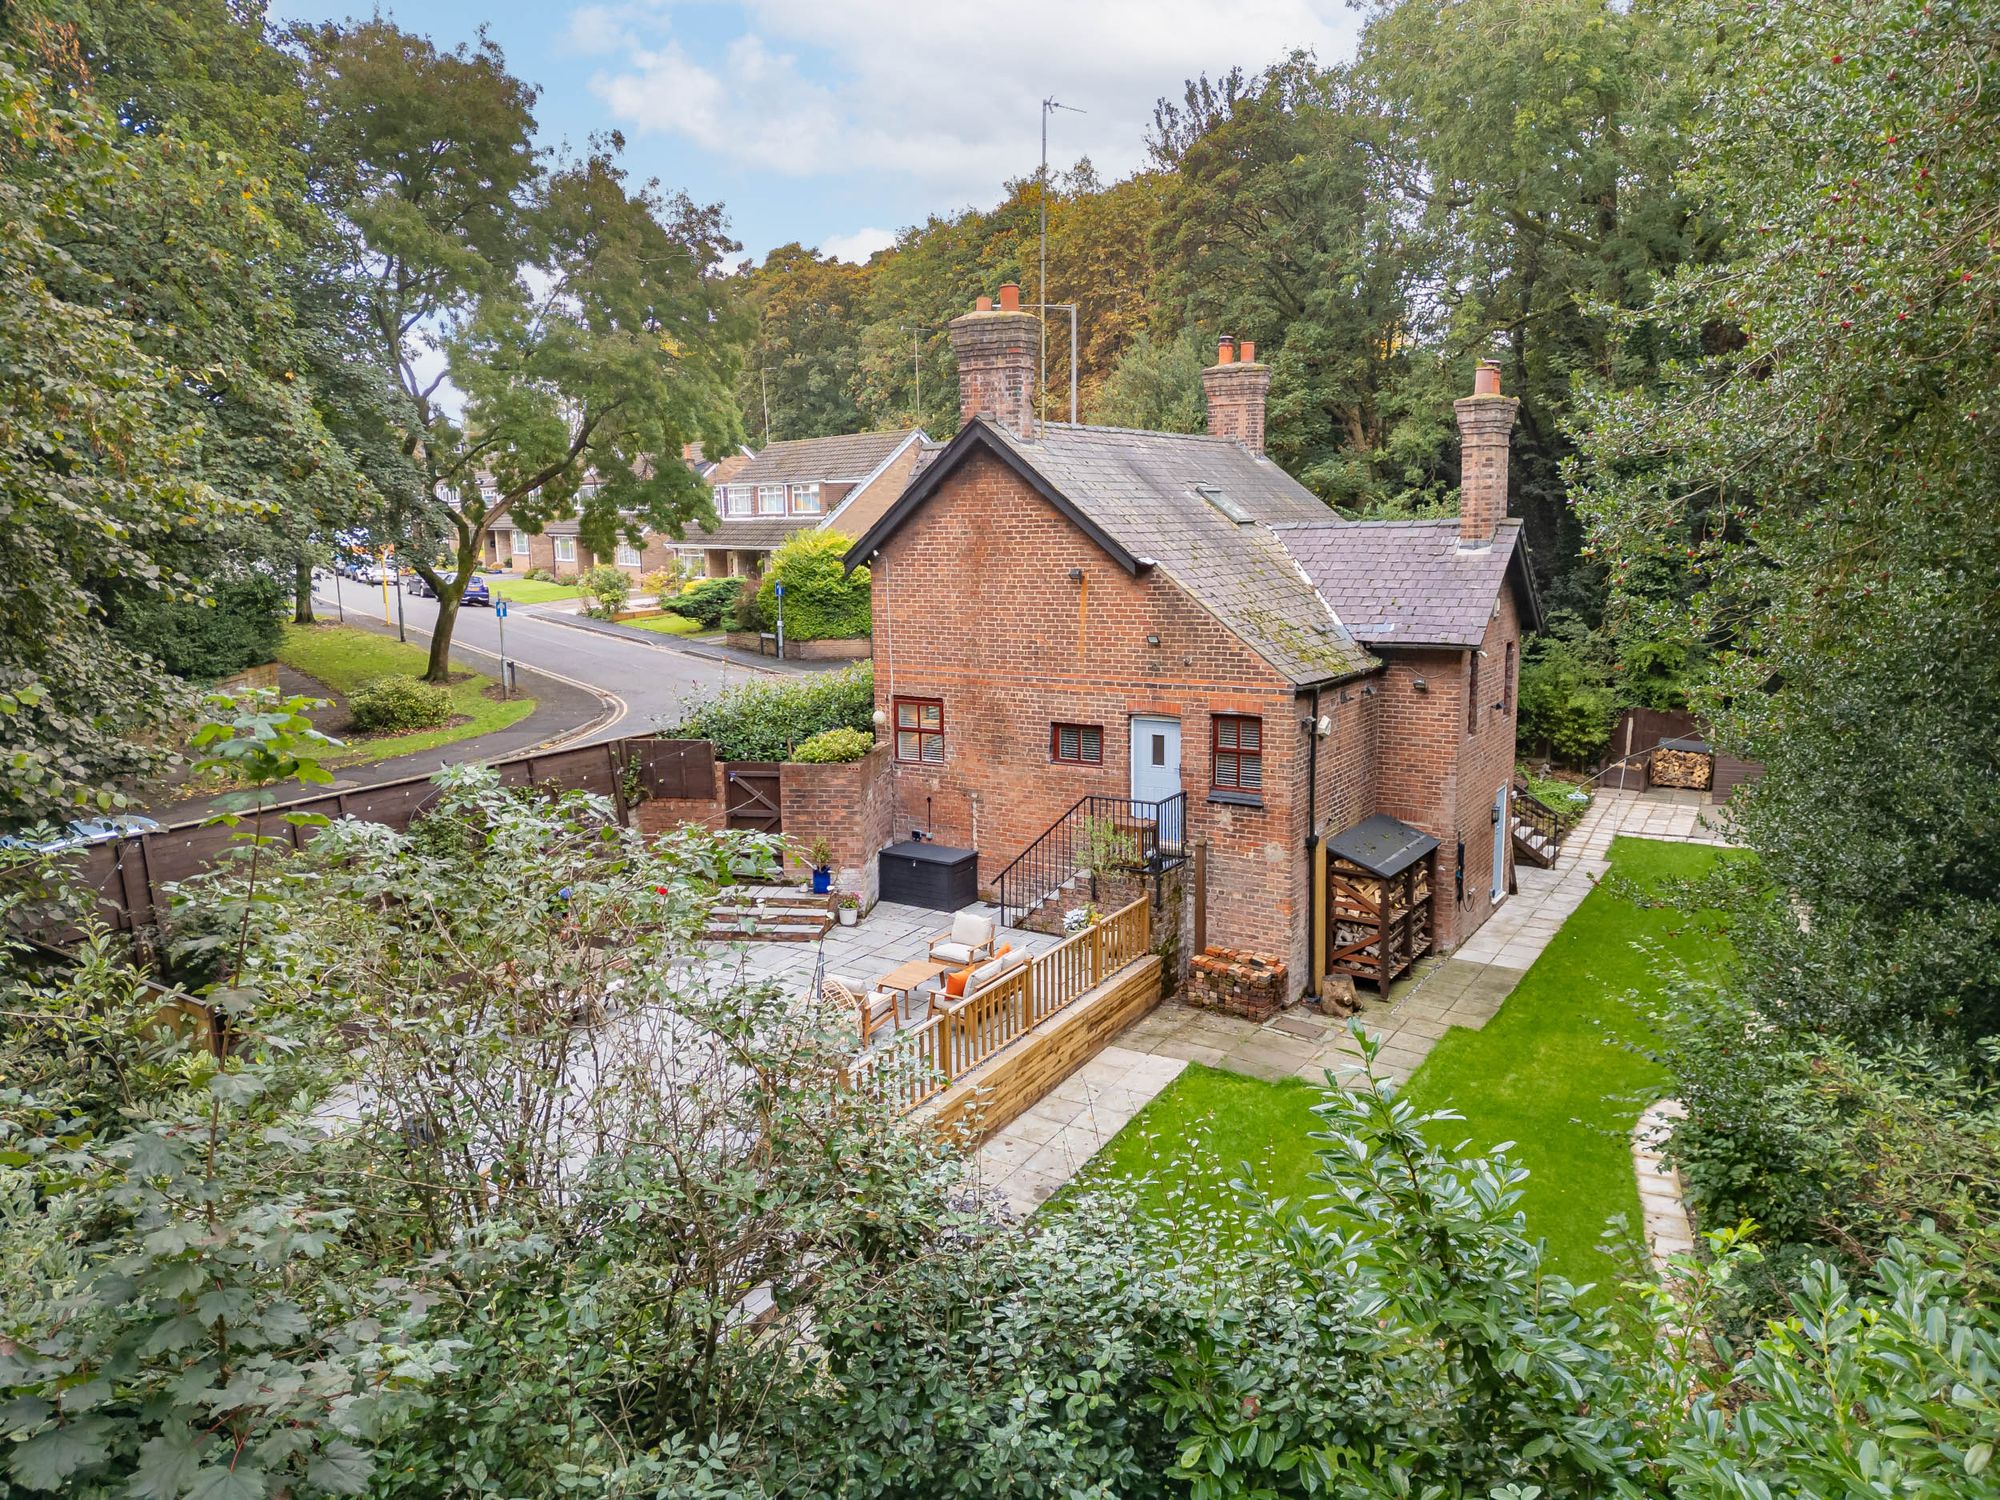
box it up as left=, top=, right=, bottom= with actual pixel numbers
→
left=299, top=20, right=748, bottom=681
left=1152, top=55, right=1433, bottom=509
left=1360, top=0, right=1699, bottom=611
left=0, top=51, right=249, bottom=821
left=735, top=242, right=870, bottom=441
left=1574, top=0, right=2000, bottom=1054
left=1093, top=325, right=1209, bottom=433
left=113, top=574, right=285, bottom=683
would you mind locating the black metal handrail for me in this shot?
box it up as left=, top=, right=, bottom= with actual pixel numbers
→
left=994, top=792, right=1188, bottom=928
left=1510, top=780, right=1568, bottom=846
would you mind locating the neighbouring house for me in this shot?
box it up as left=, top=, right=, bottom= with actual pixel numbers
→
left=490, top=432, right=926, bottom=585
left=482, top=442, right=758, bottom=577
left=844, top=283, right=1539, bottom=998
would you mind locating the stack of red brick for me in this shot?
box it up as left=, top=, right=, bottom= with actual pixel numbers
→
left=1187, top=946, right=1289, bottom=1023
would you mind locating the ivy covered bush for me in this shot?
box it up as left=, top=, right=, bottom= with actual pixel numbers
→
left=754, top=530, right=870, bottom=642
left=348, top=673, right=452, bottom=733
left=790, top=726, right=874, bottom=764
left=665, top=661, right=872, bottom=761
left=114, top=574, right=285, bottom=683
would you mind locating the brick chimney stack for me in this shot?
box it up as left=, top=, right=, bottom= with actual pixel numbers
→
left=1453, top=359, right=1518, bottom=548
left=1201, top=336, right=1272, bottom=454
left=948, top=282, right=1039, bottom=439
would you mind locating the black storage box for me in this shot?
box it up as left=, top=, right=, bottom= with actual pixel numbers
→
left=879, top=841, right=978, bottom=911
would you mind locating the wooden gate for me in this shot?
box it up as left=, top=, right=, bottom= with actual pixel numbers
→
left=724, top=762, right=783, bottom=832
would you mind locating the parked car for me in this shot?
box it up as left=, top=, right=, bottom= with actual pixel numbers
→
left=405, top=573, right=435, bottom=598
left=461, top=577, right=492, bottom=607
left=1, top=815, right=163, bottom=853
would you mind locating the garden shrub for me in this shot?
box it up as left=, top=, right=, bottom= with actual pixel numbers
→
left=755, top=531, right=870, bottom=642
left=348, top=673, right=453, bottom=733
left=731, top=581, right=766, bottom=633
left=115, top=574, right=285, bottom=683
left=1517, top=632, right=1615, bottom=765
left=662, top=576, right=743, bottom=629
left=665, top=662, right=873, bottom=761
left=523, top=566, right=554, bottom=582
left=789, top=726, right=874, bottom=764
left=640, top=568, right=680, bottom=599
left=579, top=564, right=631, bottom=619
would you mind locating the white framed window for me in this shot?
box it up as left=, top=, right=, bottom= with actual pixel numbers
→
left=719, top=485, right=748, bottom=516
left=789, top=482, right=822, bottom=515
left=615, top=543, right=642, bottom=568
left=511, top=530, right=530, bottom=557
left=554, top=536, right=576, bottom=564
left=756, top=484, right=786, bottom=515
left=678, top=548, right=705, bottom=577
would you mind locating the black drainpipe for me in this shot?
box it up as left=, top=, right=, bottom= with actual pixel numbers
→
left=1303, top=687, right=1321, bottom=1001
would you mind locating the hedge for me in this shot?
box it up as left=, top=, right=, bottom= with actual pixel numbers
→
left=665, top=662, right=874, bottom=762
left=116, top=574, right=285, bottom=683
left=662, top=576, right=745, bottom=630
left=789, top=726, right=875, bottom=764
left=349, top=674, right=454, bottom=734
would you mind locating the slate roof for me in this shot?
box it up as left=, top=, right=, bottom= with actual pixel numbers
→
left=732, top=430, right=920, bottom=486
left=1271, top=518, right=1537, bottom=648
left=1326, top=813, right=1439, bottom=878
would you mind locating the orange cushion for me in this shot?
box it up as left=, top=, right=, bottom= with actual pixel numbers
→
left=944, top=968, right=973, bottom=998
left=992, top=942, right=1012, bottom=958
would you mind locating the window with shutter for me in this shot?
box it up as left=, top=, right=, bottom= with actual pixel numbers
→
left=1211, top=715, right=1263, bottom=793
left=893, top=697, right=944, bottom=763
left=1050, top=722, right=1103, bottom=765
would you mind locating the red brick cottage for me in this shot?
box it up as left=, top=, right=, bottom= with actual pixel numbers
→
left=844, top=284, right=1539, bottom=1000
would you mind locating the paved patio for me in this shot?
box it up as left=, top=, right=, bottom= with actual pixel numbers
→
left=700, top=895, right=1063, bottom=1041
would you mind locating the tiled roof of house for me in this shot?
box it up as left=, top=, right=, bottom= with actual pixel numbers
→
left=732, top=430, right=921, bottom=486
left=963, top=423, right=1376, bottom=685
left=1271, top=518, right=1534, bottom=648
left=677, top=515, right=817, bottom=550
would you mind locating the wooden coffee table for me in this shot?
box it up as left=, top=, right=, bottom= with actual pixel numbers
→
left=875, top=957, right=954, bottom=1019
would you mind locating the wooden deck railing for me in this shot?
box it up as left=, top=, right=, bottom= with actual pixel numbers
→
left=844, top=895, right=1151, bottom=1112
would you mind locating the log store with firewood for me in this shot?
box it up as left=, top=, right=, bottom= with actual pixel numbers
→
left=1324, top=814, right=1439, bottom=996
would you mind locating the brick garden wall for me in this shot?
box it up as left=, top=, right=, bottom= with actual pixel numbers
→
left=870, top=446, right=1318, bottom=984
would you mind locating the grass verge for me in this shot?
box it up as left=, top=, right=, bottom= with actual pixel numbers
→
left=482, top=575, right=581, bottom=605
left=276, top=624, right=536, bottom=767
left=627, top=612, right=702, bottom=636
left=1067, top=837, right=1737, bottom=1290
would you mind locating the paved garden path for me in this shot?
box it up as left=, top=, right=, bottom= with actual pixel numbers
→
left=975, top=787, right=1736, bottom=1207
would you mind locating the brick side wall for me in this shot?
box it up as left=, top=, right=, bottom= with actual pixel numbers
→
left=633, top=760, right=728, bottom=835
left=1448, top=589, right=1522, bottom=950
left=1367, top=591, right=1521, bottom=952
left=779, top=743, right=894, bottom=906
left=871, top=446, right=1312, bottom=978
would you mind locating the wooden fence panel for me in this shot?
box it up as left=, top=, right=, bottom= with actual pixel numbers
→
left=632, top=740, right=716, bottom=802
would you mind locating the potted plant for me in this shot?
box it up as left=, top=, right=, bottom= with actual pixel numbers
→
left=805, top=834, right=834, bottom=894
left=835, top=891, right=859, bottom=926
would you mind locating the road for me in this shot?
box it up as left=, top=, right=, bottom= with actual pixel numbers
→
left=312, top=575, right=760, bottom=744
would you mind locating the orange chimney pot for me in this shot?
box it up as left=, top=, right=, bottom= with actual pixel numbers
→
left=1238, top=339, right=1257, bottom=364
left=997, top=282, right=1021, bottom=312
left=1215, top=336, right=1236, bottom=366
left=1473, top=360, right=1502, bottom=397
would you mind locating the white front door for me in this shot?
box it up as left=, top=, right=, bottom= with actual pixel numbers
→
left=1130, top=717, right=1182, bottom=851
left=1492, top=782, right=1510, bottom=900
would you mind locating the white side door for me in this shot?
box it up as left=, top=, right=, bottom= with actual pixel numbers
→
left=1492, top=782, right=1510, bottom=900
left=1130, top=716, right=1183, bottom=848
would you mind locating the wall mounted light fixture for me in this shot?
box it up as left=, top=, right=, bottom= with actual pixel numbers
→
left=1412, top=677, right=1429, bottom=693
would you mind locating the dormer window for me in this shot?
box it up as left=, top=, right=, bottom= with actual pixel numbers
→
left=1195, top=483, right=1253, bottom=524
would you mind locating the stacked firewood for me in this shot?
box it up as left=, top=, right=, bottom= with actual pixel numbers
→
left=1650, top=747, right=1713, bottom=789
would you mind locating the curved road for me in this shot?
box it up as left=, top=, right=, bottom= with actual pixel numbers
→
left=312, top=577, right=756, bottom=745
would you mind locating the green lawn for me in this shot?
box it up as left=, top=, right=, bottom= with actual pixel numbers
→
left=627, top=611, right=702, bottom=636
left=1070, top=837, right=1737, bottom=1289
left=277, top=623, right=536, bottom=767
left=481, top=574, right=580, bottom=604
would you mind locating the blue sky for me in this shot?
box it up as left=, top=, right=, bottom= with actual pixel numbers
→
left=270, top=0, right=1362, bottom=267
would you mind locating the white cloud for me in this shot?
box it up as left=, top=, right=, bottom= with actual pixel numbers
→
left=819, top=226, right=896, bottom=263
left=585, top=0, right=1359, bottom=201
